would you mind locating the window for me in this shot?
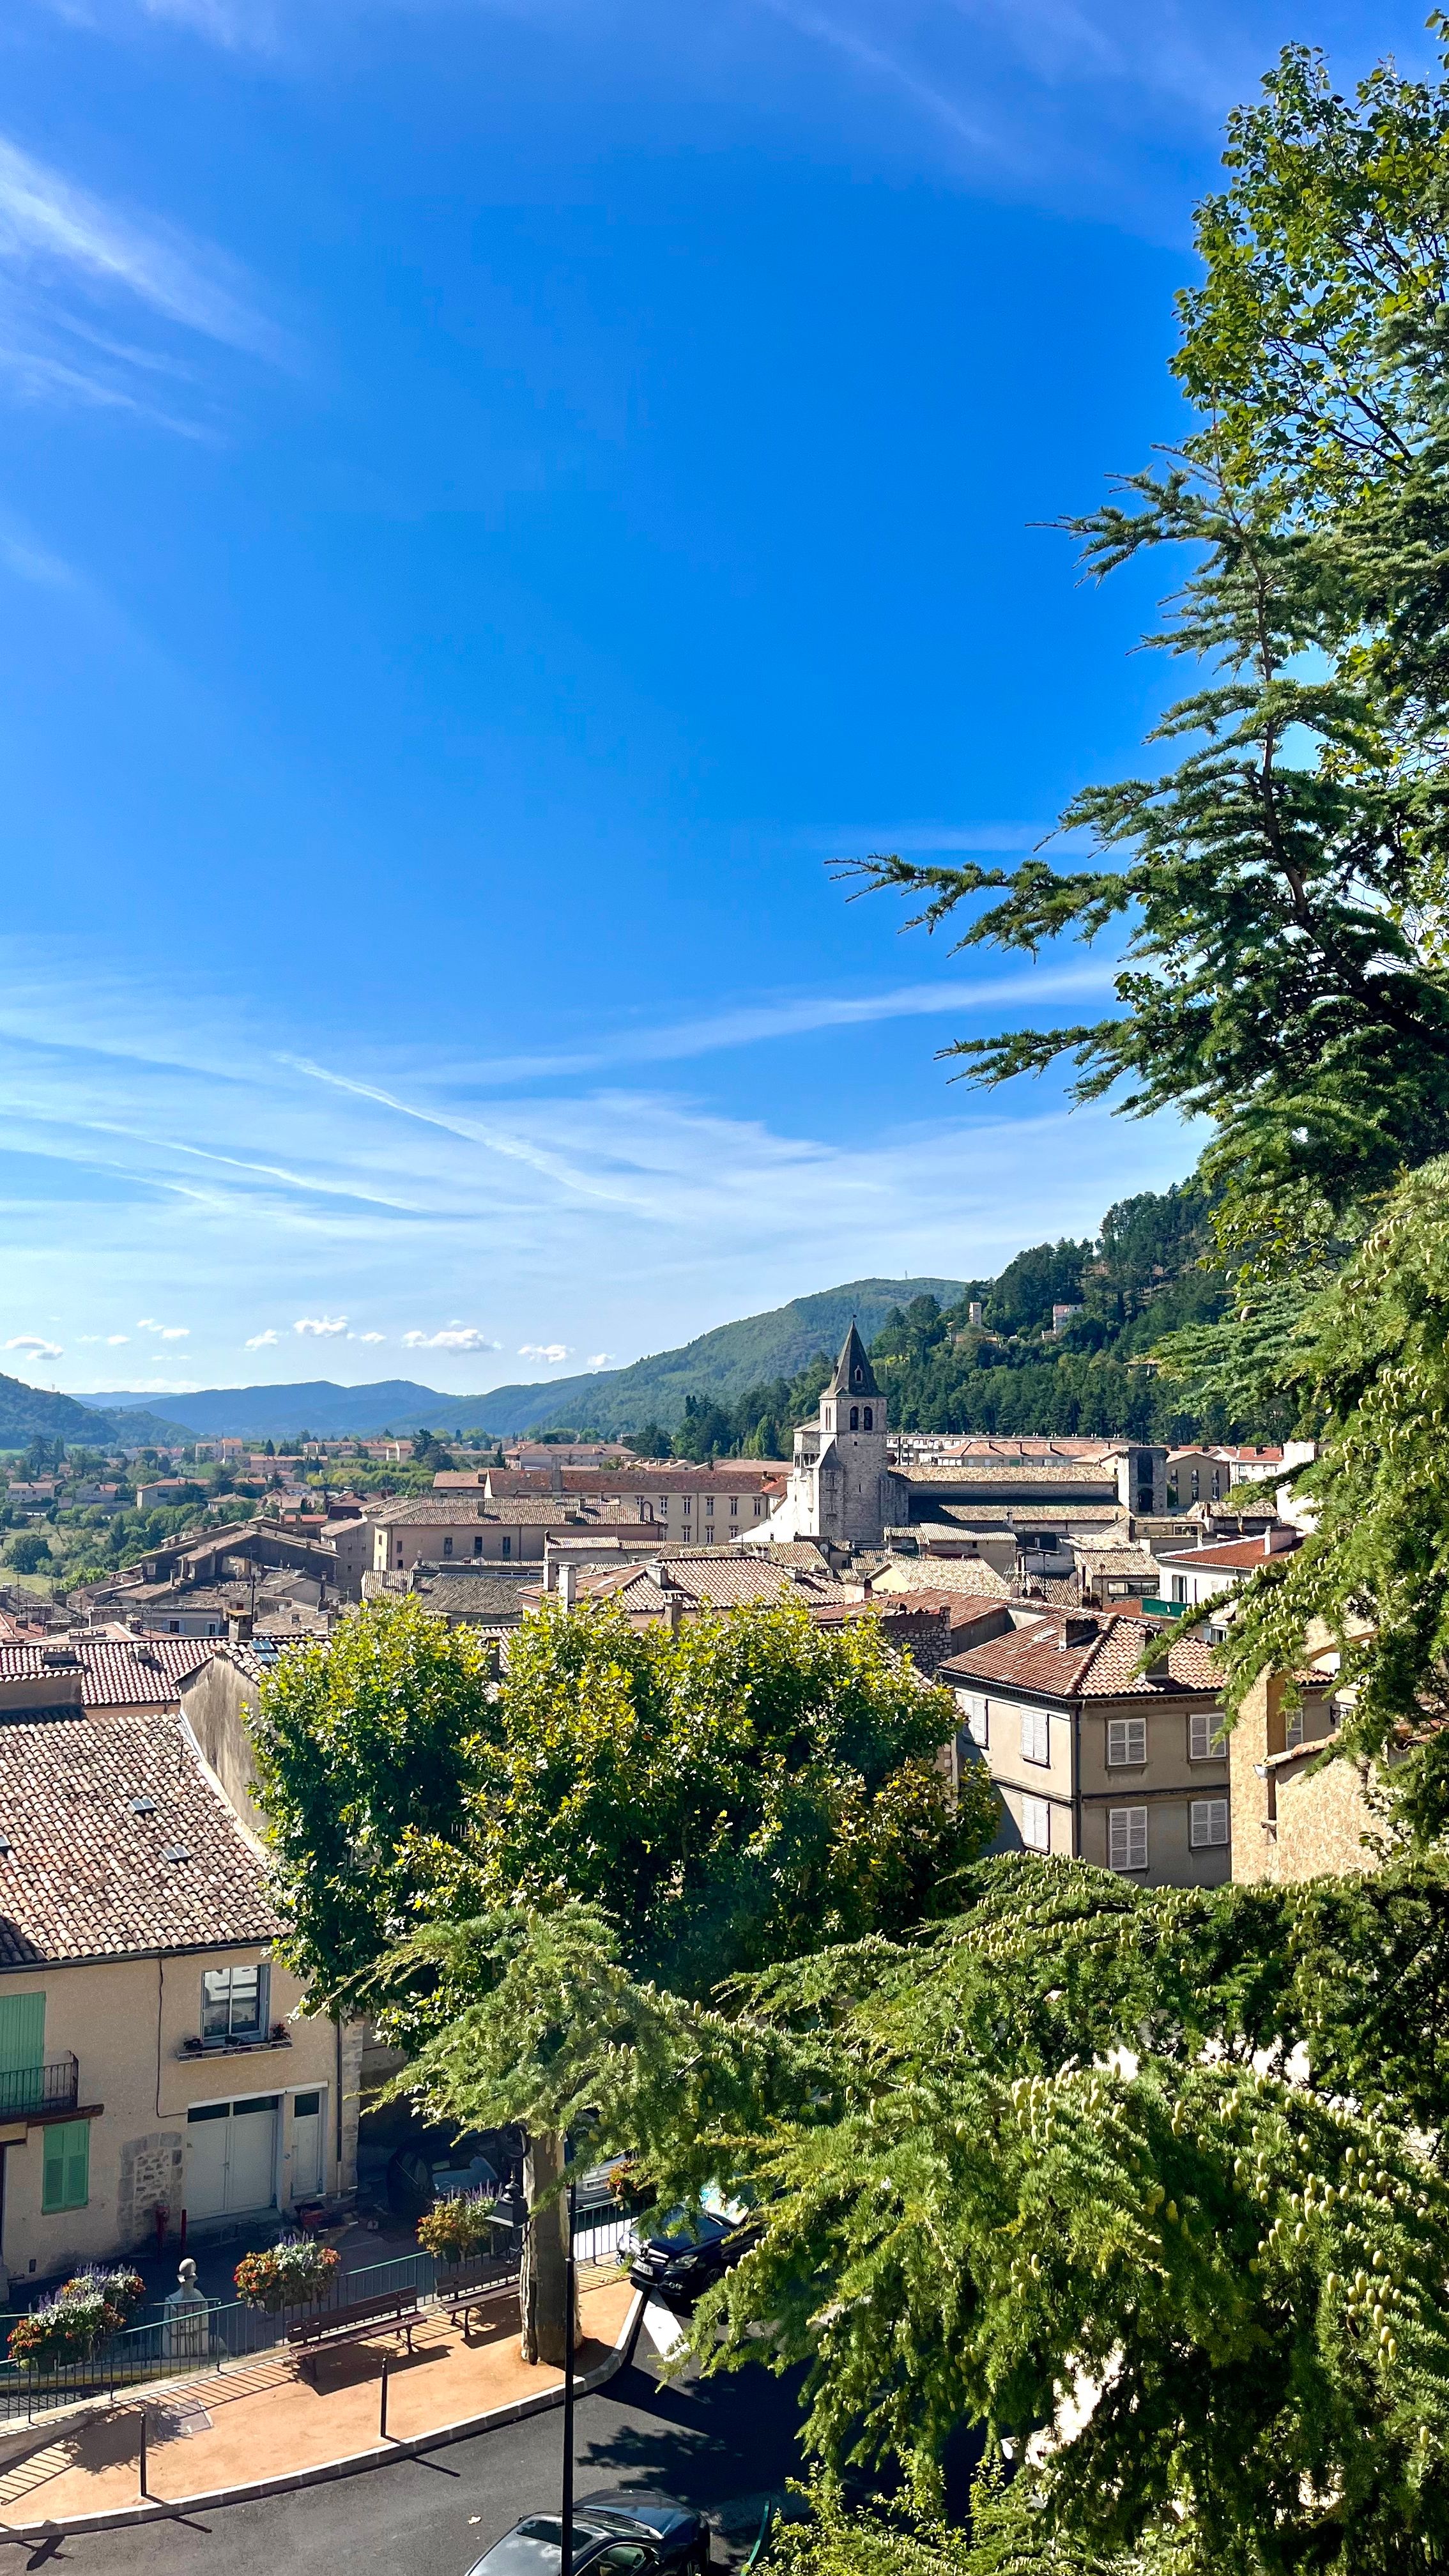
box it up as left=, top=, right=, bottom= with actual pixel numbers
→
left=962, top=1694, right=988, bottom=1748
left=863, top=1407, right=873, bottom=1431
left=1020, top=1796, right=1050, bottom=1853
left=395, top=1545, right=404, bottom=1566
left=1172, top=1574, right=1186, bottom=1604
left=730, top=1498, right=738, bottom=1516
left=42, top=2119, right=89, bottom=2213
left=849, top=1407, right=859, bottom=1431
left=1190, top=1798, right=1230, bottom=1848
left=1108, top=1807, right=1148, bottom=1872
left=1020, top=1708, right=1050, bottom=1767
left=502, top=1537, right=511, bottom=1557
left=442, top=1536, right=453, bottom=1557
left=1285, top=1709, right=1305, bottom=1750
left=1188, top=1710, right=1223, bottom=1761
left=705, top=1498, right=714, bottom=1515
left=1190, top=1469, right=1200, bottom=1501
left=473, top=1536, right=484, bottom=1556
left=1107, top=1717, right=1147, bottom=1767
left=202, top=1963, right=268, bottom=2043
left=753, top=1499, right=763, bottom=1515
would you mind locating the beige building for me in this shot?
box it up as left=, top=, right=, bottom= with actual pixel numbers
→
left=0, top=1671, right=356, bottom=2291
left=1227, top=1667, right=1359, bottom=1883
left=942, top=1610, right=1234, bottom=1887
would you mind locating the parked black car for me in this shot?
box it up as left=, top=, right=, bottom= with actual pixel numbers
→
left=466, top=2494, right=710, bottom=2576
left=628, top=2209, right=758, bottom=2308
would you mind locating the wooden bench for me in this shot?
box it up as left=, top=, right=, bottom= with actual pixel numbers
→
left=286, top=2288, right=420, bottom=2381
left=438, top=2261, right=519, bottom=2339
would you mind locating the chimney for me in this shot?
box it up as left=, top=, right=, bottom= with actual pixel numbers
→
left=550, top=1457, right=563, bottom=1495
left=227, top=1611, right=254, bottom=1645
left=556, top=1563, right=578, bottom=1611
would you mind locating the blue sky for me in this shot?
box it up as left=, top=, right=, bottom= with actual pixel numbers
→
left=0, top=0, right=1429, bottom=1397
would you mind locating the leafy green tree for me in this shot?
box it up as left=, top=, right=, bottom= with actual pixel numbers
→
left=257, top=1594, right=993, bottom=2356
left=847, top=36, right=1449, bottom=1264
left=3, top=1532, right=51, bottom=1574
left=391, top=1855, right=1449, bottom=2568
left=624, top=1423, right=673, bottom=1459
left=250, top=1598, right=495, bottom=1991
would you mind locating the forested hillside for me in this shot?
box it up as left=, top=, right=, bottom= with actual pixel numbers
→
left=617, top=1181, right=1268, bottom=1455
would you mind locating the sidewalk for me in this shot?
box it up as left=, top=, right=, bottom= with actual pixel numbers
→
left=0, top=2271, right=636, bottom=2531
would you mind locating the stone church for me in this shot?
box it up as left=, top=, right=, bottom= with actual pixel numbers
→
left=763, top=1324, right=908, bottom=1549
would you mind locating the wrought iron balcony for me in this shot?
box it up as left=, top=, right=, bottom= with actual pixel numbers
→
left=0, top=2054, right=79, bottom=2118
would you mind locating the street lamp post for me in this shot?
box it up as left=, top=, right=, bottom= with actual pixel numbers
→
left=560, top=2165, right=578, bottom=2576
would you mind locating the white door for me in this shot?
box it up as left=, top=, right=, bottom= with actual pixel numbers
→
left=185, top=2104, right=229, bottom=2219
left=227, top=2097, right=279, bottom=2211
left=185, top=2095, right=279, bottom=2217
left=291, top=2091, right=325, bottom=2199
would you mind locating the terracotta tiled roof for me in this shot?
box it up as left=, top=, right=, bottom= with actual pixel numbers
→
left=903, top=1462, right=1122, bottom=1490
left=870, top=1560, right=1013, bottom=1601
left=1155, top=1537, right=1300, bottom=1574
left=0, top=1638, right=217, bottom=1708
left=371, top=1495, right=575, bottom=1526
left=942, top=1612, right=1222, bottom=1701
left=0, top=1708, right=279, bottom=1966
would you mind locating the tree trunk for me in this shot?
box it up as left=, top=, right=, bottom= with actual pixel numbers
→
left=519, top=2128, right=579, bottom=2366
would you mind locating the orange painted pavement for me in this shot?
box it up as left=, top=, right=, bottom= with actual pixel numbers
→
left=0, top=2274, right=636, bottom=2527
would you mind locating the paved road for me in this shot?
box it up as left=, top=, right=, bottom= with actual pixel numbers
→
left=0, top=2321, right=809, bottom=2576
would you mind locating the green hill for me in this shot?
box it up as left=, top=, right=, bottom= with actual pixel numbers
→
left=473, top=1278, right=969, bottom=1436
left=0, top=1376, right=188, bottom=1450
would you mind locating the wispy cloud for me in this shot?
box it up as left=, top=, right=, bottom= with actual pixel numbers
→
left=0, top=939, right=1194, bottom=1396
left=136, top=1316, right=189, bottom=1338
left=0, top=132, right=286, bottom=424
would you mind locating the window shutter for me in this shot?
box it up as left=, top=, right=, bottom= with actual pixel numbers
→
left=65, top=2122, right=89, bottom=2210
left=1191, top=1799, right=1230, bottom=1848
left=42, top=2129, right=65, bottom=2212
left=1109, top=1807, right=1148, bottom=1871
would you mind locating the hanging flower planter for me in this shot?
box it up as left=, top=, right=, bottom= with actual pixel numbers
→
left=233, top=2235, right=341, bottom=2313
left=8, top=2267, right=147, bottom=2368
left=417, top=2192, right=502, bottom=2263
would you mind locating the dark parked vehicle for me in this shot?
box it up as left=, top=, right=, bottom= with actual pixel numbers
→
left=466, top=2494, right=710, bottom=2576
left=627, top=2209, right=758, bottom=2308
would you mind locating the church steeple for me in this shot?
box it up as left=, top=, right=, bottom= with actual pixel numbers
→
left=825, top=1322, right=880, bottom=1401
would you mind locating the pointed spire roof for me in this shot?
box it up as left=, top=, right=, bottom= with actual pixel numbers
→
left=825, top=1322, right=880, bottom=1400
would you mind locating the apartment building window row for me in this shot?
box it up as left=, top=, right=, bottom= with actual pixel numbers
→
left=1020, top=1708, right=1050, bottom=1767
left=1107, top=1716, right=1146, bottom=1767
left=1109, top=1805, right=1149, bottom=1873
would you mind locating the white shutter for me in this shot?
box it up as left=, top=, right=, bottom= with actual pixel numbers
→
left=1107, top=1717, right=1146, bottom=1766
left=1188, top=1711, right=1216, bottom=1760
left=1021, top=1796, right=1050, bottom=1853
left=1022, top=1708, right=1049, bottom=1766
left=1109, top=1807, right=1148, bottom=1871
left=1190, top=1798, right=1229, bottom=1848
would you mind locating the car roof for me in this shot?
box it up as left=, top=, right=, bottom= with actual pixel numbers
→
left=469, top=2517, right=620, bottom=2576
left=575, top=2495, right=695, bottom=2537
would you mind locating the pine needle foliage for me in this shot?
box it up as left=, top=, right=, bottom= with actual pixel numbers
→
left=381, top=1854, right=1449, bottom=2572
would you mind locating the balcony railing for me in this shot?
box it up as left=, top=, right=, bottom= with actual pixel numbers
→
left=0, top=2055, right=79, bottom=2119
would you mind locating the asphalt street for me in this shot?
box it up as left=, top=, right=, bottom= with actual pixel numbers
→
left=0, top=2322, right=810, bottom=2576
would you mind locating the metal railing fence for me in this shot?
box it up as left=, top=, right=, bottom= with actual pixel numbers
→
left=0, top=2196, right=635, bottom=2422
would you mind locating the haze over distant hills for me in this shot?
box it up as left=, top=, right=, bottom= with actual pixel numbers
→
left=80, top=1276, right=967, bottom=1441
left=0, top=1377, right=188, bottom=1448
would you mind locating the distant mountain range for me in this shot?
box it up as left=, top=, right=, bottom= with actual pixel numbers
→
left=77, top=1276, right=967, bottom=1441
left=0, top=1376, right=189, bottom=1450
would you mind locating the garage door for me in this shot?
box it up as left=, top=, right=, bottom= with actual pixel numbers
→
left=186, top=2096, right=279, bottom=2219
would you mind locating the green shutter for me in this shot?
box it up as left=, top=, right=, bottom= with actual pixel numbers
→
left=0, top=1994, right=45, bottom=2113
left=42, top=2120, right=89, bottom=2214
